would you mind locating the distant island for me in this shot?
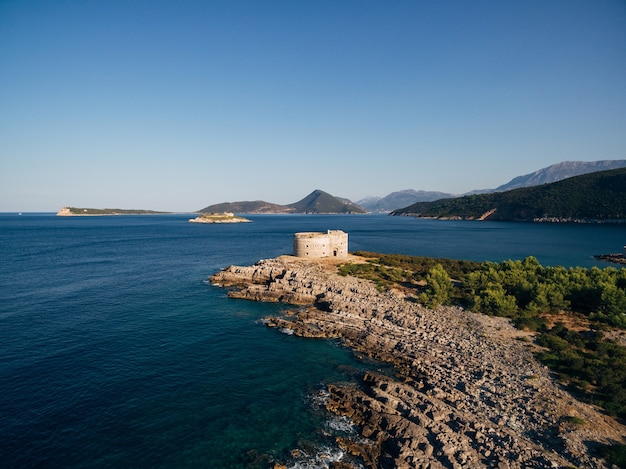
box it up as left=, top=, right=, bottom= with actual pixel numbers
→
left=390, top=167, right=626, bottom=223
left=188, top=212, right=251, bottom=224
left=198, top=189, right=366, bottom=214
left=57, top=207, right=170, bottom=216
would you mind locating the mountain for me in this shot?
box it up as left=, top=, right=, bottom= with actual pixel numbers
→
left=495, top=160, right=626, bottom=192
left=198, top=200, right=295, bottom=214
left=287, top=189, right=366, bottom=214
left=359, top=160, right=626, bottom=212
left=198, top=190, right=365, bottom=214
left=390, top=168, right=626, bottom=222
left=357, top=190, right=457, bottom=212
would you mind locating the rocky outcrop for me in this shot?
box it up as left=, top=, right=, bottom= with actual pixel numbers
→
left=210, top=256, right=626, bottom=468
left=594, top=253, right=626, bottom=265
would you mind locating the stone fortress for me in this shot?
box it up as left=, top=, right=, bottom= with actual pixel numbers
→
left=293, top=230, right=348, bottom=259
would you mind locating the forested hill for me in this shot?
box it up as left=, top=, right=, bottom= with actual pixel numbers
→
left=390, top=168, right=626, bottom=222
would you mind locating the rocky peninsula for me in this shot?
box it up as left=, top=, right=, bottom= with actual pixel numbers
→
left=211, top=255, right=626, bottom=469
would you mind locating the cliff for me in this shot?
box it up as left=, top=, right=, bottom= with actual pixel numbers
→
left=211, top=256, right=626, bottom=468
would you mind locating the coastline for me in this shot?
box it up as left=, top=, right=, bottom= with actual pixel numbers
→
left=211, top=255, right=626, bottom=468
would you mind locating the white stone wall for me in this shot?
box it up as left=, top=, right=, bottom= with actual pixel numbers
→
left=293, top=230, right=348, bottom=258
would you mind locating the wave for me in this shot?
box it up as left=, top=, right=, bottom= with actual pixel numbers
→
left=283, top=446, right=354, bottom=469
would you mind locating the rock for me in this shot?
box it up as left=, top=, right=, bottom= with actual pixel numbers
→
left=211, top=256, right=626, bottom=468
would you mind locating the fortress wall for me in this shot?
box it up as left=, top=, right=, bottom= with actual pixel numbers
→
left=294, top=230, right=348, bottom=258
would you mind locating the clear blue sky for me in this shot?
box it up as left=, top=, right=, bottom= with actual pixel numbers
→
left=1, top=0, right=625, bottom=212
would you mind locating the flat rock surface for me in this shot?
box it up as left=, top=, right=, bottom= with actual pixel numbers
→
left=211, top=255, right=626, bottom=468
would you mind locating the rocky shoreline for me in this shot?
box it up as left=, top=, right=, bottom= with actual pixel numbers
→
left=210, top=255, right=626, bottom=468
left=594, top=253, right=626, bottom=265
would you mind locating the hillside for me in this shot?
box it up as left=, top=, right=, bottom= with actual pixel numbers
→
left=359, top=160, right=626, bottom=212
left=198, top=201, right=295, bottom=214
left=198, top=190, right=365, bottom=214
left=287, top=189, right=366, bottom=214
left=390, top=168, right=626, bottom=222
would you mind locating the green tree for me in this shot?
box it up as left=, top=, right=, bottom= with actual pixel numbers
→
left=473, top=283, right=518, bottom=316
left=420, top=264, right=453, bottom=308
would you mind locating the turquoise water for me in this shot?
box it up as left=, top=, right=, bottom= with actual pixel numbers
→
left=0, top=214, right=623, bottom=468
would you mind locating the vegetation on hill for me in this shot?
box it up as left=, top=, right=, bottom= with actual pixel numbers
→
left=198, top=201, right=294, bottom=214
left=339, top=252, right=626, bottom=425
left=391, top=168, right=626, bottom=221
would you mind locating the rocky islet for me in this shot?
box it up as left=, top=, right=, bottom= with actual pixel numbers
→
left=210, top=255, right=626, bottom=468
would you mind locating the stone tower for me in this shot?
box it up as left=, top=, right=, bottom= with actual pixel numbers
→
left=293, top=230, right=348, bottom=258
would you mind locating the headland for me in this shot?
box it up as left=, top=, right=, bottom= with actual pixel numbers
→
left=211, top=255, right=626, bottom=468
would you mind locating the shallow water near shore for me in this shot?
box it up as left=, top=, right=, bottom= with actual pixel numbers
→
left=0, top=213, right=623, bottom=468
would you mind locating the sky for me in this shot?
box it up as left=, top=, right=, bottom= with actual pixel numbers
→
left=1, top=0, right=625, bottom=212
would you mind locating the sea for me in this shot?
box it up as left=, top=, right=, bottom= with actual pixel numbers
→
left=1, top=213, right=624, bottom=468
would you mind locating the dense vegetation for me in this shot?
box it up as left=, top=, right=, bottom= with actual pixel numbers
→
left=339, top=252, right=626, bottom=425
left=391, top=167, right=626, bottom=221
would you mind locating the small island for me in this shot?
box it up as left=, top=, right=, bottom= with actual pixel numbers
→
left=57, top=207, right=169, bottom=216
left=188, top=212, right=251, bottom=224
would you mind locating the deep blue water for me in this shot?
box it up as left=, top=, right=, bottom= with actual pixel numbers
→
left=0, top=213, right=624, bottom=468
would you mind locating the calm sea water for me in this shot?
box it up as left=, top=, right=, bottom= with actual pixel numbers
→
left=0, top=213, right=624, bottom=468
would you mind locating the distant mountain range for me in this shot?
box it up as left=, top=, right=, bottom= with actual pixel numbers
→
left=198, top=189, right=366, bottom=214
left=390, top=167, right=626, bottom=222
left=492, top=160, right=626, bottom=192
left=356, top=190, right=458, bottom=212
left=195, top=160, right=626, bottom=215
left=359, top=160, right=626, bottom=212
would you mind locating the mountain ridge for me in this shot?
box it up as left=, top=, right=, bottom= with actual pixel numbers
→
left=494, top=160, right=626, bottom=192
left=362, top=160, right=626, bottom=212
left=357, top=189, right=458, bottom=212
